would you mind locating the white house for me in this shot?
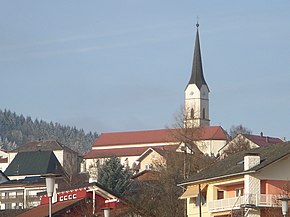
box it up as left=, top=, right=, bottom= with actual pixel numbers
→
left=8, top=140, right=81, bottom=176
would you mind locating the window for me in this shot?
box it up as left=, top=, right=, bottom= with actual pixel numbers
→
left=191, top=193, right=206, bottom=206
left=235, top=188, right=244, bottom=197
left=190, top=108, right=194, bottom=119
left=202, top=108, right=206, bottom=119
left=189, top=197, right=195, bottom=204
left=145, top=164, right=150, bottom=170
left=217, top=190, right=224, bottom=200
left=5, top=203, right=12, bottom=209
left=5, top=192, right=9, bottom=199
left=14, top=203, right=22, bottom=209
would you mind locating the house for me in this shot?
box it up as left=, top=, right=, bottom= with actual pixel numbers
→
left=136, top=146, right=205, bottom=173
left=179, top=141, right=290, bottom=217
left=83, top=126, right=228, bottom=181
left=137, top=147, right=173, bottom=172
left=218, top=133, right=284, bottom=157
left=0, top=177, right=47, bottom=210
left=0, top=151, right=66, bottom=211
left=16, top=182, right=124, bottom=217
left=8, top=140, right=81, bottom=176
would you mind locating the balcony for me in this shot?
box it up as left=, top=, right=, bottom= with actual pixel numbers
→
left=208, top=194, right=280, bottom=212
left=0, top=195, right=23, bottom=203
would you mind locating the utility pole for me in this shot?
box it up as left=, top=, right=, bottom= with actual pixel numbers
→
left=199, top=184, right=202, bottom=217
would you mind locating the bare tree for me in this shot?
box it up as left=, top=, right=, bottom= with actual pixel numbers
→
left=119, top=107, right=216, bottom=217
left=223, top=136, right=251, bottom=157
left=229, top=124, right=252, bottom=138
left=123, top=150, right=214, bottom=217
left=167, top=106, right=214, bottom=178
left=168, top=106, right=206, bottom=156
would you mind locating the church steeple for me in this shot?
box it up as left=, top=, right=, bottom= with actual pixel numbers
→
left=184, top=22, right=210, bottom=127
left=187, top=23, right=208, bottom=90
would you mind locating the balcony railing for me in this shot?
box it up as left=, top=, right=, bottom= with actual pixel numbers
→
left=0, top=195, right=40, bottom=204
left=208, top=194, right=280, bottom=212
left=26, top=195, right=40, bottom=202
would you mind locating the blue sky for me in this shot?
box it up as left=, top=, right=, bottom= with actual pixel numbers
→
left=0, top=1, right=289, bottom=139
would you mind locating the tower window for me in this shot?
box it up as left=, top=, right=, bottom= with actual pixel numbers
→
left=190, top=108, right=194, bottom=119
left=203, top=108, right=205, bottom=119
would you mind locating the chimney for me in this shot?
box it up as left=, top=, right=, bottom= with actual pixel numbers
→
left=244, top=153, right=260, bottom=171
left=266, top=136, right=269, bottom=143
left=260, top=132, right=263, bottom=137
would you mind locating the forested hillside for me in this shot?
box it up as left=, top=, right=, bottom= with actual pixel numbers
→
left=0, top=109, right=98, bottom=154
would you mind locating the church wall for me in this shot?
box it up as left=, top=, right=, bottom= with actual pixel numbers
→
left=196, top=140, right=227, bottom=156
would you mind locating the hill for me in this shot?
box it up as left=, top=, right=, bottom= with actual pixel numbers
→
left=0, top=109, right=97, bottom=154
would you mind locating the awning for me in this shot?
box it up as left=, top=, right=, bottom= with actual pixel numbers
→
left=179, top=184, right=207, bottom=199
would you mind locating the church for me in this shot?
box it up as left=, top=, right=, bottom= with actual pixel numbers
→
left=82, top=24, right=229, bottom=180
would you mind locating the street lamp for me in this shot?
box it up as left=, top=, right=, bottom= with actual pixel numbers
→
left=42, top=174, right=61, bottom=217
left=279, top=197, right=290, bottom=217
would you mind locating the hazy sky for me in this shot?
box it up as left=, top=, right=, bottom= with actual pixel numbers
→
left=0, top=1, right=289, bottom=139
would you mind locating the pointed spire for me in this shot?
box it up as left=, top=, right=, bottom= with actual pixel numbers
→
left=187, top=22, right=208, bottom=90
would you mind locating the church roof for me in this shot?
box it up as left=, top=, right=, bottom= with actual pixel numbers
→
left=92, top=126, right=227, bottom=147
left=187, top=24, right=208, bottom=90
left=84, top=126, right=228, bottom=159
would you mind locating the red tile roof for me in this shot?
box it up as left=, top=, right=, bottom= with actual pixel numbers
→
left=243, top=134, right=283, bottom=147
left=92, top=126, right=227, bottom=148
left=84, top=145, right=179, bottom=159
left=17, top=199, right=84, bottom=217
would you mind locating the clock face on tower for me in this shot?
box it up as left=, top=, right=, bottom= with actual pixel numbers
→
left=190, top=91, right=194, bottom=96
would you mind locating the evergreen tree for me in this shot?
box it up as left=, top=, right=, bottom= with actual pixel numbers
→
left=0, top=109, right=98, bottom=153
left=97, top=156, right=132, bottom=196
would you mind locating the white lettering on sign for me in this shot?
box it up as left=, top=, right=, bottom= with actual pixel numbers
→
left=59, top=194, right=77, bottom=202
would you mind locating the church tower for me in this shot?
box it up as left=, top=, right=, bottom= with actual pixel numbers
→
left=185, top=23, right=210, bottom=127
